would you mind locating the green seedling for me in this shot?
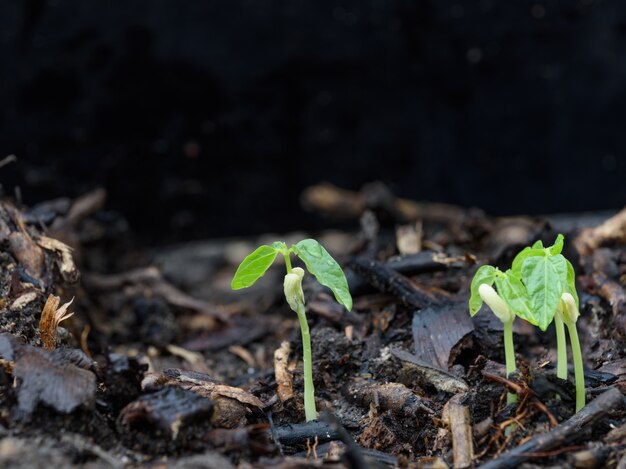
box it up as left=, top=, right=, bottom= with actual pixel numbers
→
left=469, top=234, right=585, bottom=411
left=470, top=267, right=520, bottom=404
left=511, top=234, right=584, bottom=410
left=231, top=239, right=352, bottom=421
left=558, top=293, right=585, bottom=411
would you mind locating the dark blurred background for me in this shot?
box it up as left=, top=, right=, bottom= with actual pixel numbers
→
left=1, top=0, right=624, bottom=242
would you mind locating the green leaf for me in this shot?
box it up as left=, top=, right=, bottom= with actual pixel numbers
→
left=565, top=259, right=579, bottom=308
left=548, top=234, right=564, bottom=255
left=231, top=245, right=279, bottom=290
left=469, top=265, right=497, bottom=316
left=292, top=239, right=352, bottom=311
left=511, top=247, right=545, bottom=278
left=495, top=270, right=536, bottom=325
left=521, top=255, right=565, bottom=331
left=548, top=254, right=567, bottom=282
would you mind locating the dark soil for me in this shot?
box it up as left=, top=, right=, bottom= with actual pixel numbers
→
left=0, top=184, right=625, bottom=468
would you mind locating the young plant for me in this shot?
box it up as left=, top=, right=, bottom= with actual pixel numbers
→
left=510, top=234, right=584, bottom=410
left=469, top=267, right=528, bottom=403
left=231, top=239, right=352, bottom=421
left=470, top=234, right=585, bottom=412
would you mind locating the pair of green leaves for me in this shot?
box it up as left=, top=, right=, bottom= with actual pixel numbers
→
left=469, top=234, right=579, bottom=331
left=231, top=239, right=352, bottom=311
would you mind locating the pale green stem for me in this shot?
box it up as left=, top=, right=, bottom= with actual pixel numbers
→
left=565, top=321, right=585, bottom=412
left=503, top=319, right=517, bottom=404
left=296, top=302, right=317, bottom=421
left=555, top=314, right=568, bottom=381
left=283, top=252, right=293, bottom=273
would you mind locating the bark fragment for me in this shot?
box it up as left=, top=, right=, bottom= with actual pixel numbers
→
left=575, top=206, right=626, bottom=255
left=274, top=340, right=294, bottom=402
left=342, top=378, right=433, bottom=416
left=442, top=394, right=473, bottom=469
left=143, top=369, right=264, bottom=428
left=119, top=387, right=213, bottom=439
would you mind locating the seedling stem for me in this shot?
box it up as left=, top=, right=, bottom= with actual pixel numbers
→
left=561, top=293, right=585, bottom=411
left=554, top=313, right=568, bottom=381
left=478, top=283, right=517, bottom=404
left=295, top=300, right=316, bottom=420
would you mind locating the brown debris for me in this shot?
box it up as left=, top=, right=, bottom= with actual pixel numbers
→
left=0, top=333, right=96, bottom=414
left=357, top=415, right=399, bottom=453
left=576, top=206, right=626, bottom=255
left=143, top=369, right=264, bottom=428
left=342, top=378, right=433, bottom=416
left=183, top=318, right=270, bottom=351
left=392, top=347, right=469, bottom=393
left=591, top=273, right=626, bottom=333
left=412, top=303, right=474, bottom=370
left=85, top=266, right=227, bottom=321
left=56, top=187, right=107, bottom=229
left=396, top=221, right=422, bottom=255
left=274, top=340, right=294, bottom=402
left=479, top=388, right=626, bottom=469
left=442, top=394, right=474, bottom=469
left=302, top=182, right=467, bottom=225
left=349, top=258, right=437, bottom=309
left=8, top=232, right=45, bottom=283
left=10, top=290, right=39, bottom=310
left=36, top=236, right=80, bottom=283
left=484, top=216, right=545, bottom=260
left=207, top=424, right=275, bottom=455
left=119, top=387, right=213, bottom=439
left=39, top=294, right=74, bottom=350
left=570, top=446, right=611, bottom=469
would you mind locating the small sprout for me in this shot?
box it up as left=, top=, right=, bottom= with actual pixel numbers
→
left=469, top=234, right=586, bottom=412
left=559, top=292, right=585, bottom=411
left=473, top=282, right=517, bottom=404
left=231, top=239, right=351, bottom=422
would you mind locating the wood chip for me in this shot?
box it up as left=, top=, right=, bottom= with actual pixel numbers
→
left=575, top=205, right=626, bottom=255
left=443, top=394, right=474, bottom=469
left=10, top=291, right=39, bottom=310
left=274, top=341, right=293, bottom=402
left=8, top=232, right=44, bottom=283
left=39, top=295, right=74, bottom=350
left=36, top=236, right=79, bottom=283
left=145, top=369, right=264, bottom=409
left=391, top=347, right=469, bottom=393
left=396, top=221, right=422, bottom=255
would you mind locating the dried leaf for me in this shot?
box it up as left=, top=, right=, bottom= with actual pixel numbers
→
left=0, top=334, right=96, bottom=414
left=145, top=369, right=264, bottom=409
